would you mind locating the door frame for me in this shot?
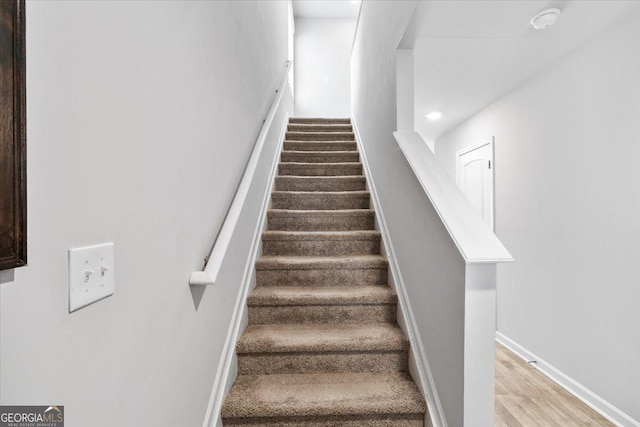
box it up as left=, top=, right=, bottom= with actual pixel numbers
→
left=455, top=137, right=495, bottom=231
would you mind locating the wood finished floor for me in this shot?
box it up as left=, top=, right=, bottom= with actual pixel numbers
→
left=495, top=343, right=613, bottom=426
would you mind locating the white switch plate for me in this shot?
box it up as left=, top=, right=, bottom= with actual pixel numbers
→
left=69, top=242, right=114, bottom=313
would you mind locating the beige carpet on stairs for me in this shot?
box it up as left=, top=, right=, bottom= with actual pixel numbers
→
left=221, top=117, right=427, bottom=426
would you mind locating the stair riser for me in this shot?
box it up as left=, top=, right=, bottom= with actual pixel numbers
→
left=286, top=132, right=355, bottom=141
left=256, top=268, right=387, bottom=287
left=268, top=213, right=375, bottom=231
left=289, top=118, right=351, bottom=125
left=275, top=177, right=366, bottom=192
left=248, top=304, right=396, bottom=324
left=279, top=163, right=362, bottom=176
left=272, top=194, right=370, bottom=210
left=223, top=415, right=422, bottom=427
left=263, top=239, right=380, bottom=256
left=284, top=141, right=357, bottom=152
left=288, top=124, right=353, bottom=132
left=281, top=152, right=359, bottom=163
left=237, top=351, right=407, bottom=375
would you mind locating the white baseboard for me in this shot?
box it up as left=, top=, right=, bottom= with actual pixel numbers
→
left=202, top=112, right=290, bottom=427
left=496, top=332, right=640, bottom=427
left=351, top=118, right=447, bottom=427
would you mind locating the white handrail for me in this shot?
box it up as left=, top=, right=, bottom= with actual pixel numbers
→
left=393, top=131, right=514, bottom=263
left=190, top=60, right=292, bottom=286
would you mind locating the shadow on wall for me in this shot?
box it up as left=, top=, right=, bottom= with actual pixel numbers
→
left=191, top=284, right=206, bottom=309
left=0, top=270, right=15, bottom=285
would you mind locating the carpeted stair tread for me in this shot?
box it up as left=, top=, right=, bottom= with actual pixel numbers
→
left=247, top=290, right=397, bottom=325
left=283, top=141, right=357, bottom=152
left=272, top=190, right=369, bottom=196
left=271, top=191, right=370, bottom=210
left=280, top=162, right=361, bottom=165
left=256, top=255, right=387, bottom=270
left=237, top=323, right=408, bottom=354
left=282, top=150, right=358, bottom=154
left=268, top=208, right=375, bottom=215
left=289, top=117, right=351, bottom=124
left=288, top=124, right=353, bottom=132
left=282, top=150, right=359, bottom=153
left=262, top=230, right=380, bottom=241
left=262, top=230, right=381, bottom=256
left=286, top=131, right=355, bottom=141
left=267, top=209, right=375, bottom=231
left=279, top=162, right=363, bottom=176
left=281, top=150, right=359, bottom=163
left=222, top=415, right=423, bottom=426
left=275, top=176, right=366, bottom=192
left=221, top=372, right=426, bottom=419
left=267, top=209, right=376, bottom=231
left=248, top=285, right=396, bottom=306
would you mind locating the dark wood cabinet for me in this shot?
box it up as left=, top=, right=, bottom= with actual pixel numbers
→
left=0, top=0, right=26, bottom=270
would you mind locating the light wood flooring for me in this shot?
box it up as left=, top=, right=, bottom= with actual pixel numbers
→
left=495, top=343, right=613, bottom=426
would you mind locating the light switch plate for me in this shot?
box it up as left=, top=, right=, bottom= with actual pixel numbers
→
left=69, top=242, right=114, bottom=313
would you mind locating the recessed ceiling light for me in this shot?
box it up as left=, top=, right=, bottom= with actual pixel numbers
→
left=530, top=8, right=561, bottom=30
left=426, top=111, right=442, bottom=121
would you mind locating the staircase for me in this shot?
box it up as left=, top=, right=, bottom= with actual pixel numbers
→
left=221, top=118, right=427, bottom=426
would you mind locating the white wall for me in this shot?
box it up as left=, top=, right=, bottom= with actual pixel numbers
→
left=0, top=2, right=290, bottom=426
left=396, top=49, right=414, bottom=132
left=435, top=11, right=640, bottom=423
left=294, top=18, right=355, bottom=117
left=352, top=2, right=470, bottom=426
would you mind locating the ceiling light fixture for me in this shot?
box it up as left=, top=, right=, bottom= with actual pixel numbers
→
left=530, top=8, right=561, bottom=30
left=426, top=111, right=442, bottom=121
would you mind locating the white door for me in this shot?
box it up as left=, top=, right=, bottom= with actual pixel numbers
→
left=456, top=139, right=494, bottom=230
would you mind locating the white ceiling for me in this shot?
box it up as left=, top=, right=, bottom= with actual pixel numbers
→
left=292, top=0, right=361, bottom=19
left=404, top=0, right=640, bottom=142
